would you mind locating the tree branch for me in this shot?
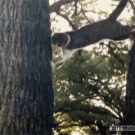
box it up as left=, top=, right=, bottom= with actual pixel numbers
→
left=129, top=0, right=135, bottom=16
left=100, top=41, right=125, bottom=67
left=50, top=0, right=75, bottom=13
left=57, top=12, right=78, bottom=30
left=50, top=0, right=79, bottom=30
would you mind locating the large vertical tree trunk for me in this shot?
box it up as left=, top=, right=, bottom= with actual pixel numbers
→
left=0, top=0, right=54, bottom=134
left=123, top=36, right=135, bottom=135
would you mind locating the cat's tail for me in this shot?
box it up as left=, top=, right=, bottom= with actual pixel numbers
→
left=109, top=0, right=128, bottom=21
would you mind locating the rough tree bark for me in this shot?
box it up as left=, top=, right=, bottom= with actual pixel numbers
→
left=0, top=0, right=54, bottom=134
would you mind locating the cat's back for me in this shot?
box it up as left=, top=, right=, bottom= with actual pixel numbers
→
left=80, top=19, right=121, bottom=32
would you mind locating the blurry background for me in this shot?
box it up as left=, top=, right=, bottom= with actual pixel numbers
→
left=49, top=0, right=134, bottom=134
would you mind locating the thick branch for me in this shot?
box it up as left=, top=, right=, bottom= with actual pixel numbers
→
left=129, top=0, right=135, bottom=22
left=129, top=0, right=135, bottom=15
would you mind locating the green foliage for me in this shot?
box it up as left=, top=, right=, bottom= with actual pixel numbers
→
left=51, top=0, right=132, bottom=134
left=53, top=42, right=128, bottom=134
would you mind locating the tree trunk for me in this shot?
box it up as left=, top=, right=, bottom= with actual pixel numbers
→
left=122, top=36, right=135, bottom=135
left=0, top=0, right=54, bottom=134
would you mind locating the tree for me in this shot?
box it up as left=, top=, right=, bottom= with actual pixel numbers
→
left=0, top=0, right=54, bottom=134
left=53, top=43, right=128, bottom=134
left=51, top=0, right=135, bottom=134
left=122, top=35, right=135, bottom=135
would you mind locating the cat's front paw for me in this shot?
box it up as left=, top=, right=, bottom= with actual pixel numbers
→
left=51, top=61, right=56, bottom=70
